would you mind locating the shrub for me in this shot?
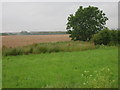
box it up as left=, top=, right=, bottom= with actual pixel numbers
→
left=23, top=47, right=33, bottom=55
left=3, top=48, right=23, bottom=56
left=109, top=30, right=118, bottom=45
left=118, top=30, right=120, bottom=44
left=91, top=29, right=119, bottom=45
left=33, top=46, right=48, bottom=54
left=2, top=41, right=95, bottom=56
left=48, top=46, right=61, bottom=53
left=92, top=28, right=111, bottom=45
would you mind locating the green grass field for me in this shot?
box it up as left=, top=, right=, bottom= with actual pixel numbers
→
left=0, top=50, right=2, bottom=89
left=2, top=46, right=118, bottom=88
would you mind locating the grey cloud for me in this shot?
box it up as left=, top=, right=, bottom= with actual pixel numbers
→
left=2, top=2, right=118, bottom=32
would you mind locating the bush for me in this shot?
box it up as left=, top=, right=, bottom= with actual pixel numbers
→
left=48, top=46, right=61, bottom=53
left=109, top=30, right=118, bottom=45
left=23, top=47, right=33, bottom=55
left=33, top=46, right=48, bottom=54
left=91, top=29, right=119, bottom=45
left=92, top=28, right=111, bottom=45
left=117, top=30, right=120, bottom=44
left=2, top=41, right=95, bottom=56
left=3, top=48, right=23, bottom=56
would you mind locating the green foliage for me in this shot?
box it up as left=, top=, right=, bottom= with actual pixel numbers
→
left=109, top=30, right=118, bottom=45
left=91, top=29, right=119, bottom=45
left=2, top=48, right=23, bottom=56
left=118, top=30, right=120, bottom=44
left=33, top=46, right=48, bottom=53
left=23, top=47, right=33, bottom=55
left=3, top=47, right=118, bottom=88
left=2, top=41, right=95, bottom=56
left=66, top=6, right=108, bottom=41
left=91, top=28, right=111, bottom=45
left=47, top=46, right=61, bottom=53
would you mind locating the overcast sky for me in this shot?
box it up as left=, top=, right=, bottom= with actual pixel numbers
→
left=2, top=2, right=118, bottom=32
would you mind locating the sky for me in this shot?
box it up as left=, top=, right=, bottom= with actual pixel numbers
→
left=2, top=2, right=118, bottom=32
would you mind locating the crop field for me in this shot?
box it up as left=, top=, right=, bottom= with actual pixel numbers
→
left=1, top=35, right=118, bottom=88
left=1, top=35, right=70, bottom=48
left=2, top=46, right=118, bottom=88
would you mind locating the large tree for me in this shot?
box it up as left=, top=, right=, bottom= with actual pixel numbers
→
left=66, top=6, right=108, bottom=41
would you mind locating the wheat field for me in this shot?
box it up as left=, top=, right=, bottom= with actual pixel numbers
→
left=1, top=35, right=70, bottom=48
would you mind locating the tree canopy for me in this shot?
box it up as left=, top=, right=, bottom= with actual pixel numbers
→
left=66, top=6, right=108, bottom=41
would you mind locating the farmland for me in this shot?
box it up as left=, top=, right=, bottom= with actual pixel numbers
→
left=1, top=35, right=118, bottom=88
left=1, top=35, right=70, bottom=48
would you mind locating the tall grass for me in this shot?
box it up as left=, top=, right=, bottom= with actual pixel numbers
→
left=2, top=41, right=96, bottom=56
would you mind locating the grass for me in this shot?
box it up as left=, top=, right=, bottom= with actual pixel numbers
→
left=2, top=46, right=118, bottom=88
left=2, top=41, right=95, bottom=56
left=0, top=50, right=1, bottom=89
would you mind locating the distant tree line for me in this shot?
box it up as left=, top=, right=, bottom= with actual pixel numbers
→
left=0, top=31, right=67, bottom=36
